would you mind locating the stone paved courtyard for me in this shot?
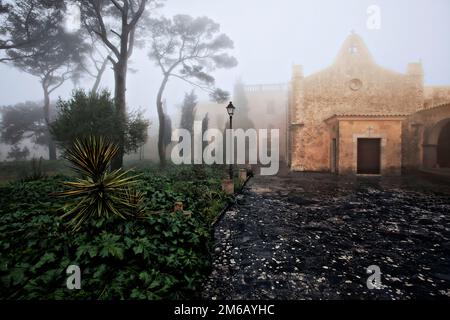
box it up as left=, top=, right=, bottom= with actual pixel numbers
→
left=202, top=172, right=450, bottom=300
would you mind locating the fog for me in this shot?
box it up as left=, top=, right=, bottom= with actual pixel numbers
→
left=1, top=0, right=450, bottom=160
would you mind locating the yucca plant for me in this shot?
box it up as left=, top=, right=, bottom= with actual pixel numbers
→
left=58, top=136, right=143, bottom=231
left=123, top=187, right=146, bottom=217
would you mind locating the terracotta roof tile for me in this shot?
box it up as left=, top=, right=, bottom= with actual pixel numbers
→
left=333, top=113, right=409, bottom=117
left=325, top=113, right=408, bottom=122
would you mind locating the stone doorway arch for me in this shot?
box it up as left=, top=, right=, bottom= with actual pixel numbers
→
left=437, top=120, right=450, bottom=167
left=423, top=117, right=450, bottom=168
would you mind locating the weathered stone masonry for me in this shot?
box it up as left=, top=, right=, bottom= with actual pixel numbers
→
left=287, top=32, right=450, bottom=175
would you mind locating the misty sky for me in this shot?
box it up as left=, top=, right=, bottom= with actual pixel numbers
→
left=1, top=0, right=450, bottom=120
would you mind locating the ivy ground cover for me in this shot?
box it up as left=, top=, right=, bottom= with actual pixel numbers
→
left=0, top=164, right=229, bottom=299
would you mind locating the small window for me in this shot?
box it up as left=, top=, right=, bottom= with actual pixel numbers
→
left=349, top=45, right=358, bottom=54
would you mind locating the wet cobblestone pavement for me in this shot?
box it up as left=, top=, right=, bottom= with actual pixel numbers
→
left=202, top=172, right=450, bottom=300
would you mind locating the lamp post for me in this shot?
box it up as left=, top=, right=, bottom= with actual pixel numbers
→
left=226, top=101, right=235, bottom=180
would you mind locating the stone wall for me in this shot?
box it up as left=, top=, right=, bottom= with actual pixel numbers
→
left=424, top=86, right=450, bottom=109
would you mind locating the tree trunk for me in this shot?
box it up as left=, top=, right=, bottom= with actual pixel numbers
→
left=157, top=75, right=170, bottom=166
left=111, top=60, right=127, bottom=170
left=91, top=56, right=109, bottom=93
left=43, top=86, right=56, bottom=160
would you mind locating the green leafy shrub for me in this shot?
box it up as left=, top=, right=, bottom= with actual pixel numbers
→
left=50, top=90, right=148, bottom=154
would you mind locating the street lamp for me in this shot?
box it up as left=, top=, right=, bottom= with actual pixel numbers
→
left=226, top=102, right=235, bottom=179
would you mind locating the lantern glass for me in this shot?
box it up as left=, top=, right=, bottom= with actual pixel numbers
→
left=226, top=102, right=235, bottom=116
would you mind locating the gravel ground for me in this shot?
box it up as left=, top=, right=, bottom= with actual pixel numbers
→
left=202, top=172, right=450, bottom=300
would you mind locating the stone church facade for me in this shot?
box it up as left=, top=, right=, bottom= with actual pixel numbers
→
left=287, top=32, right=450, bottom=175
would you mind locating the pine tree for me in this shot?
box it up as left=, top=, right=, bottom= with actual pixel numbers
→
left=232, top=80, right=254, bottom=130
left=179, top=91, right=198, bottom=135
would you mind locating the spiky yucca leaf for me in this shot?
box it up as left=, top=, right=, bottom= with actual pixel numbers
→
left=122, top=187, right=146, bottom=216
left=58, top=136, right=143, bottom=231
left=64, top=136, right=118, bottom=180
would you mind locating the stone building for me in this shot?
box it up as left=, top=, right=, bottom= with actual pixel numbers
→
left=195, top=82, right=289, bottom=161
left=287, top=32, right=450, bottom=175
left=239, top=83, right=288, bottom=161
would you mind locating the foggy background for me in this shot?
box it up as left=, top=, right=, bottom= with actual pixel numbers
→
left=1, top=0, right=450, bottom=159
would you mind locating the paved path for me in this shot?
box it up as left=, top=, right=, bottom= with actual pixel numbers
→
left=202, top=172, right=450, bottom=299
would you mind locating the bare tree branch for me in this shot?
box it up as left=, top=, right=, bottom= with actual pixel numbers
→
left=170, top=73, right=215, bottom=94
left=90, top=1, right=121, bottom=59
left=110, top=0, right=124, bottom=12
left=128, top=0, right=146, bottom=29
